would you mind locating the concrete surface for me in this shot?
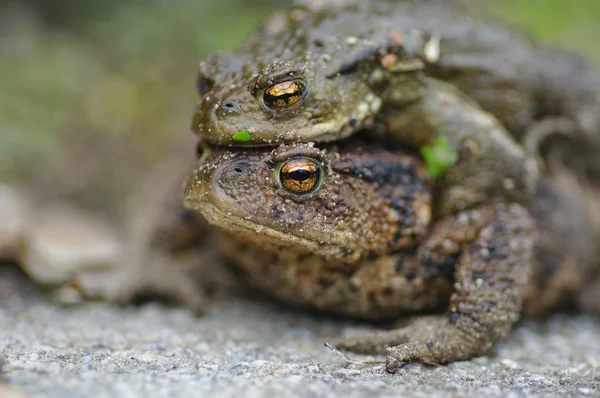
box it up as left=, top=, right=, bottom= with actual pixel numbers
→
left=1, top=269, right=599, bottom=398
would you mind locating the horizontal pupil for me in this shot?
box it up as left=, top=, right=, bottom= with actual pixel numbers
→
left=288, top=169, right=312, bottom=181
left=267, top=92, right=300, bottom=104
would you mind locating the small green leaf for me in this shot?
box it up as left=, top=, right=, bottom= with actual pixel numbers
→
left=420, top=137, right=458, bottom=180
left=232, top=131, right=251, bottom=142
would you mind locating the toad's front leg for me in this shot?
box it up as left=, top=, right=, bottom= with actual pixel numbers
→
left=336, top=203, right=536, bottom=373
left=380, top=78, right=540, bottom=215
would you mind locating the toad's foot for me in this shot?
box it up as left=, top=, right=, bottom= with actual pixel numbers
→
left=336, top=315, right=495, bottom=372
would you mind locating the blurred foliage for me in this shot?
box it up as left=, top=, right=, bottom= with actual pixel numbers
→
left=1, top=0, right=599, bottom=214
left=489, top=0, right=600, bottom=68
left=0, top=0, right=277, bottom=213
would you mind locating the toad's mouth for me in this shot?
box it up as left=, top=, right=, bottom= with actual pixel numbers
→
left=200, top=117, right=373, bottom=147
left=184, top=199, right=359, bottom=262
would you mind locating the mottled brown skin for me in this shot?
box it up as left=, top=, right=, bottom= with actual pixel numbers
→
left=191, top=0, right=600, bottom=214
left=184, top=140, right=599, bottom=372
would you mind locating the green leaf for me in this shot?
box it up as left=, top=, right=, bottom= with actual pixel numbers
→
left=420, top=137, right=458, bottom=180
left=232, top=131, right=251, bottom=142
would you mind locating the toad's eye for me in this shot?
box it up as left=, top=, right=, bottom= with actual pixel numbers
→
left=279, top=157, right=322, bottom=194
left=263, top=80, right=307, bottom=112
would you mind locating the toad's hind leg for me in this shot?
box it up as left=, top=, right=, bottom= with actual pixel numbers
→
left=335, top=203, right=536, bottom=373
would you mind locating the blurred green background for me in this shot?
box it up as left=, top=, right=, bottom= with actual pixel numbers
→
left=1, top=0, right=599, bottom=215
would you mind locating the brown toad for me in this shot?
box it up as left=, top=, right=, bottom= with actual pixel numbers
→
left=183, top=139, right=600, bottom=372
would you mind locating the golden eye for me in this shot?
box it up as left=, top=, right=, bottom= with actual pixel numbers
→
left=263, top=80, right=307, bottom=112
left=279, top=158, right=321, bottom=194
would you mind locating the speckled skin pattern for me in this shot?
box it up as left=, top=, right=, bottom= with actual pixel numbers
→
left=183, top=140, right=600, bottom=372
left=191, top=0, right=600, bottom=214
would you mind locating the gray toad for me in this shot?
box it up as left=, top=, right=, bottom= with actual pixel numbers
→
left=191, top=0, right=600, bottom=214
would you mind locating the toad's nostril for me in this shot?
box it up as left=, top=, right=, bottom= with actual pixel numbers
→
left=219, top=100, right=241, bottom=114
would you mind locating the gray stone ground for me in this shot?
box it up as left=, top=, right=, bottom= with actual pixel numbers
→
left=1, top=268, right=600, bottom=398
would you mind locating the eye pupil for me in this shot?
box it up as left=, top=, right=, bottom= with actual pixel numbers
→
left=288, top=168, right=312, bottom=181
